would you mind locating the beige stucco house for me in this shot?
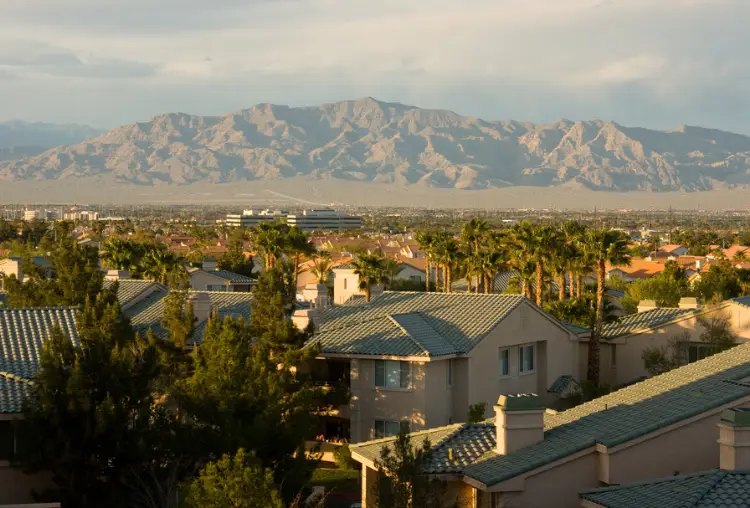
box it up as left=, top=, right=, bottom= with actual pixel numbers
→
left=579, top=407, right=750, bottom=507
left=187, top=260, right=254, bottom=292
left=306, top=281, right=581, bottom=444
left=352, top=341, right=750, bottom=508
left=579, top=297, right=750, bottom=388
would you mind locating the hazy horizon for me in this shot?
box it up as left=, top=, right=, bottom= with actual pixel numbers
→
left=1, top=0, right=748, bottom=133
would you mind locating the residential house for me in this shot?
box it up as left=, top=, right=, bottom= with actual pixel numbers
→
left=606, top=259, right=665, bottom=282
left=0, top=257, right=53, bottom=289
left=579, top=407, right=750, bottom=507
left=657, top=244, right=689, bottom=257
left=188, top=260, right=254, bottom=292
left=352, top=341, right=750, bottom=508
left=306, top=284, right=580, bottom=443
left=0, top=308, right=80, bottom=504
left=583, top=297, right=750, bottom=388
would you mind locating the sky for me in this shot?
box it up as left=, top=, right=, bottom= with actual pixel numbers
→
left=0, top=0, right=748, bottom=132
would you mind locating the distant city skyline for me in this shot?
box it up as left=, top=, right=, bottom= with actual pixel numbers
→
left=0, top=0, right=748, bottom=133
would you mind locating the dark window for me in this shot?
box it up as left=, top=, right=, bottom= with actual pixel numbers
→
left=0, top=421, right=15, bottom=460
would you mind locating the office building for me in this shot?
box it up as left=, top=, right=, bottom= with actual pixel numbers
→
left=286, top=209, right=362, bottom=231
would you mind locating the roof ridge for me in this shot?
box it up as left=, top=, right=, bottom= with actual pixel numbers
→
left=687, top=469, right=730, bottom=508
left=350, top=422, right=465, bottom=450
left=0, top=306, right=79, bottom=311
left=579, top=469, right=723, bottom=497
left=388, top=314, right=430, bottom=355
left=0, top=371, right=35, bottom=385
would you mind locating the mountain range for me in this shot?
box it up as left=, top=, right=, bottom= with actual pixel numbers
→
left=2, top=98, right=750, bottom=192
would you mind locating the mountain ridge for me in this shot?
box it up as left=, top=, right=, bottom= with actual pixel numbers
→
left=2, top=98, right=750, bottom=192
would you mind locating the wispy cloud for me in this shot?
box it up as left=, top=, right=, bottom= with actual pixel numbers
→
left=0, top=0, right=747, bottom=131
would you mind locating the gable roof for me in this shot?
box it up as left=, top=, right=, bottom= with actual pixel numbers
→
left=195, top=270, right=255, bottom=284
left=580, top=469, right=750, bottom=508
left=0, top=307, right=80, bottom=379
left=308, top=292, right=527, bottom=357
left=463, top=342, right=750, bottom=487
left=103, top=279, right=165, bottom=308
left=126, top=290, right=255, bottom=345
left=0, top=372, right=34, bottom=413
left=352, top=342, right=750, bottom=488
left=352, top=422, right=497, bottom=474
left=601, top=307, right=696, bottom=340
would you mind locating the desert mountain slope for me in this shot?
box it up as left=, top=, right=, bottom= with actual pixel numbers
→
left=2, top=98, right=750, bottom=191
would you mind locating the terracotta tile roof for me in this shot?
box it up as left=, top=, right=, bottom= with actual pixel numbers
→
left=607, top=258, right=665, bottom=278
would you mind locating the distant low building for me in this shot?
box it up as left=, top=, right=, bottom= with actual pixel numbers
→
left=286, top=209, right=362, bottom=231
left=225, top=209, right=288, bottom=228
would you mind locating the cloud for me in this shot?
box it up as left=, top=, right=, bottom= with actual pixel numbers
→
left=0, top=0, right=747, bottom=131
left=0, top=40, right=157, bottom=78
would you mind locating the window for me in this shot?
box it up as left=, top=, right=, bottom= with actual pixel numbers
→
left=343, top=278, right=348, bottom=290
left=499, top=348, right=510, bottom=377
left=611, top=345, right=617, bottom=367
left=375, top=360, right=410, bottom=389
left=409, top=275, right=421, bottom=281
left=519, top=345, right=535, bottom=374
left=447, top=359, right=454, bottom=387
left=688, top=344, right=711, bottom=364
left=207, top=284, right=227, bottom=292
left=374, top=420, right=405, bottom=438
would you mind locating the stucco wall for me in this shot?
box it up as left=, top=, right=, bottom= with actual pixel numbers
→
left=424, top=360, right=453, bottom=428
left=189, top=271, right=230, bottom=291
left=350, top=359, right=429, bottom=442
left=496, top=452, right=600, bottom=508
left=606, top=402, right=750, bottom=485
left=467, top=302, right=578, bottom=418
left=0, top=466, right=53, bottom=505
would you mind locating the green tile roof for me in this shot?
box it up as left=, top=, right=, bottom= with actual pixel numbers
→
left=580, top=469, right=750, bottom=507
left=0, top=372, right=33, bottom=413
left=352, top=342, right=750, bottom=488
left=103, top=279, right=164, bottom=308
left=351, top=422, right=497, bottom=474
left=601, top=307, right=696, bottom=340
left=334, top=262, right=357, bottom=270
left=464, top=342, right=750, bottom=487
left=549, top=375, right=579, bottom=394
left=127, top=290, right=255, bottom=345
left=201, top=270, right=255, bottom=284
left=308, top=292, right=526, bottom=357
left=0, top=308, right=80, bottom=378
left=732, top=296, right=750, bottom=308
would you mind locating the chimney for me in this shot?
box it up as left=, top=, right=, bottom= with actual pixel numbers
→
left=105, top=269, right=131, bottom=281
left=695, top=258, right=703, bottom=271
left=494, top=394, right=545, bottom=455
left=637, top=300, right=660, bottom=313
left=292, top=308, right=318, bottom=331
left=718, top=408, right=750, bottom=470
left=678, top=297, right=702, bottom=310
left=302, top=283, right=330, bottom=309
left=202, top=259, right=218, bottom=271
left=187, top=292, right=212, bottom=323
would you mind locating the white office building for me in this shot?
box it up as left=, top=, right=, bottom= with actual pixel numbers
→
left=286, top=209, right=362, bottom=231
left=225, top=209, right=288, bottom=227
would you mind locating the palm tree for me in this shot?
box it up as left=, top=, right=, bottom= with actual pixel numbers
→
left=582, top=229, right=631, bottom=386
left=251, top=222, right=287, bottom=271
left=143, top=248, right=185, bottom=286
left=284, top=226, right=316, bottom=288
left=351, top=254, right=391, bottom=302
left=562, top=221, right=587, bottom=298
left=101, top=238, right=135, bottom=271
left=431, top=232, right=458, bottom=293
left=512, top=222, right=559, bottom=306
left=416, top=231, right=435, bottom=292
left=310, top=256, right=333, bottom=284
left=734, top=250, right=748, bottom=264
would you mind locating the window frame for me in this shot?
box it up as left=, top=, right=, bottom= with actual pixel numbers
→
left=611, top=344, right=617, bottom=367
left=499, top=348, right=510, bottom=378
left=447, top=358, right=454, bottom=387
left=374, top=420, right=404, bottom=438
left=519, top=344, right=536, bottom=375
left=374, top=360, right=411, bottom=390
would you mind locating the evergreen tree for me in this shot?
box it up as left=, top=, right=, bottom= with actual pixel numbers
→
left=182, top=449, right=284, bottom=508
left=15, top=295, right=163, bottom=508
left=217, top=239, right=256, bottom=278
